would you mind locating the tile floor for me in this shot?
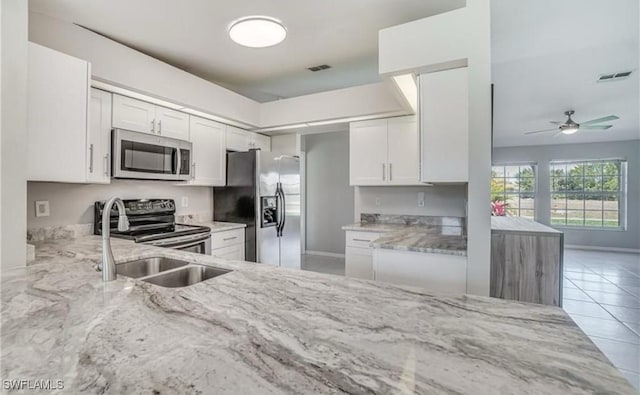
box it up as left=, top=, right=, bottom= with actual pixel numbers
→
left=562, top=249, right=640, bottom=390
left=301, top=249, right=640, bottom=390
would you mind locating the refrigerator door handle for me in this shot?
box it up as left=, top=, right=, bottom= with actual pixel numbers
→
left=275, top=183, right=283, bottom=237
left=279, top=185, right=286, bottom=236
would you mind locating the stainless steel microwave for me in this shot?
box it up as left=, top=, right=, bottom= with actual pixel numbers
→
left=112, top=129, right=192, bottom=181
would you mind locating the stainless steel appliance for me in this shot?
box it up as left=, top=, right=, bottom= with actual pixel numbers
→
left=214, top=150, right=300, bottom=268
left=94, top=199, right=211, bottom=254
left=112, top=128, right=192, bottom=181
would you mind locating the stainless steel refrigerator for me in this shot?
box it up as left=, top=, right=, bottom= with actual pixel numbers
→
left=213, top=150, right=301, bottom=269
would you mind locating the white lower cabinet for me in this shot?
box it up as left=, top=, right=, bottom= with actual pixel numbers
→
left=345, top=231, right=383, bottom=280
left=373, top=249, right=467, bottom=293
left=211, top=228, right=245, bottom=260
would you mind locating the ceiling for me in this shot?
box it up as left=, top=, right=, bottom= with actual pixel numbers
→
left=29, top=0, right=464, bottom=103
left=491, top=0, right=639, bottom=147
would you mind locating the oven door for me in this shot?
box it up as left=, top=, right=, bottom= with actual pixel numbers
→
left=112, top=129, right=192, bottom=181
left=143, top=233, right=211, bottom=255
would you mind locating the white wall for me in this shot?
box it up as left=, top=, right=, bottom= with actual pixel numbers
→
left=1, top=0, right=28, bottom=270
left=27, top=181, right=213, bottom=230
left=28, top=12, right=260, bottom=127
left=270, top=134, right=298, bottom=156
left=304, top=132, right=354, bottom=254
left=493, top=140, right=640, bottom=250
left=355, top=186, right=467, bottom=220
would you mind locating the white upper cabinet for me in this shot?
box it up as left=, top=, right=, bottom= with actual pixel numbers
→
left=155, top=106, right=189, bottom=140
left=226, top=126, right=271, bottom=152
left=112, top=94, right=189, bottom=139
left=86, top=88, right=112, bottom=184
left=349, top=116, right=419, bottom=186
left=189, top=116, right=226, bottom=186
left=112, top=94, right=156, bottom=134
left=419, top=67, right=469, bottom=183
left=251, top=133, right=271, bottom=152
left=350, top=119, right=388, bottom=185
left=387, top=116, right=419, bottom=185
left=226, top=126, right=251, bottom=151
left=27, top=43, right=90, bottom=183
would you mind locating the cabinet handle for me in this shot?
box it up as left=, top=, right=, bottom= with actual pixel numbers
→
left=389, top=163, right=393, bottom=181
left=158, top=120, right=162, bottom=135
left=223, top=236, right=237, bottom=241
left=89, top=144, right=94, bottom=173
left=104, top=154, right=110, bottom=176
left=353, top=238, right=372, bottom=242
left=151, top=119, right=155, bottom=132
left=382, top=164, right=386, bottom=181
left=192, top=163, right=196, bottom=180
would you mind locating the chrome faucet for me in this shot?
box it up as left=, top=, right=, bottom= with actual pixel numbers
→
left=100, top=197, right=129, bottom=282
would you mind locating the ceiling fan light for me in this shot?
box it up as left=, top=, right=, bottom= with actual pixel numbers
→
left=229, top=16, right=287, bottom=48
left=562, top=125, right=579, bottom=135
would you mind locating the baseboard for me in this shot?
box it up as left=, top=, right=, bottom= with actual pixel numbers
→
left=565, top=245, right=640, bottom=254
left=305, top=250, right=345, bottom=259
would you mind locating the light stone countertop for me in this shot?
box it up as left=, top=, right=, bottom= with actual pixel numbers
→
left=1, top=236, right=634, bottom=394
left=491, top=216, right=564, bottom=236
left=342, top=223, right=467, bottom=256
left=194, top=221, right=247, bottom=233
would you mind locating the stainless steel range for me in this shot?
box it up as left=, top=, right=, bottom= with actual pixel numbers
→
left=94, top=199, right=211, bottom=254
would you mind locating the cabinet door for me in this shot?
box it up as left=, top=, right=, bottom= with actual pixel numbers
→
left=27, top=43, right=89, bottom=183
left=86, top=88, right=112, bottom=184
left=189, top=116, right=226, bottom=186
left=212, top=244, right=245, bottom=261
left=226, top=126, right=251, bottom=151
left=373, top=249, right=467, bottom=293
left=156, top=106, right=189, bottom=140
left=349, top=120, right=388, bottom=185
left=345, top=247, right=374, bottom=280
left=387, top=116, right=419, bottom=185
left=419, top=67, right=469, bottom=183
left=251, top=133, right=271, bottom=152
left=112, top=94, right=156, bottom=134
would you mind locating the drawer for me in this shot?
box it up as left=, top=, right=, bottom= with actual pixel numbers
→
left=211, top=228, right=244, bottom=249
left=345, top=231, right=382, bottom=248
left=212, top=243, right=245, bottom=261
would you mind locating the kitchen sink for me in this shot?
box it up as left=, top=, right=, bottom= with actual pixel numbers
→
left=116, top=257, right=189, bottom=279
left=141, top=265, right=231, bottom=288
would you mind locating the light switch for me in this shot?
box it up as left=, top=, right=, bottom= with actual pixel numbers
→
left=35, top=201, right=50, bottom=217
left=181, top=196, right=189, bottom=208
left=375, top=197, right=381, bottom=206
left=418, top=192, right=425, bottom=207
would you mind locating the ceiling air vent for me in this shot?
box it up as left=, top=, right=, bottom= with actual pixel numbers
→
left=307, top=64, right=331, bottom=72
left=597, top=70, right=633, bottom=82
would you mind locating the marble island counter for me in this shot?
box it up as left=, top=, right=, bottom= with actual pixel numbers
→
left=1, top=236, right=635, bottom=394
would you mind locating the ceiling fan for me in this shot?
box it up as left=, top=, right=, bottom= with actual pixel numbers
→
left=524, top=110, right=619, bottom=136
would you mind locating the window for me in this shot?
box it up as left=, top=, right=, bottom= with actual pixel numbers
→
left=550, top=160, right=625, bottom=228
left=491, top=164, right=536, bottom=219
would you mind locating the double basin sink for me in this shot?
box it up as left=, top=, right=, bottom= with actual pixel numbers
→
left=116, top=257, right=231, bottom=288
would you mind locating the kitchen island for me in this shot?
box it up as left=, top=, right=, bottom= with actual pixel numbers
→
left=1, top=236, right=634, bottom=394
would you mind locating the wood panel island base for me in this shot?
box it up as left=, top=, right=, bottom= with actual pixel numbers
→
left=491, top=216, right=564, bottom=306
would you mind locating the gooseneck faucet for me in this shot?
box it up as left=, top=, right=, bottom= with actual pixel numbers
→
left=100, top=197, right=129, bottom=282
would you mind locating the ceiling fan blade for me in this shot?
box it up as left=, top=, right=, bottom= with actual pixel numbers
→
left=524, top=128, right=558, bottom=135
left=581, top=115, right=619, bottom=125
left=549, top=121, right=564, bottom=125
left=581, top=125, right=613, bottom=130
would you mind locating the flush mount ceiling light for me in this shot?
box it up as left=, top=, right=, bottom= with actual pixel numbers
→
left=229, top=16, right=287, bottom=48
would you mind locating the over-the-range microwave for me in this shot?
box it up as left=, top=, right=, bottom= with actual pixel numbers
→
left=112, top=128, right=192, bottom=181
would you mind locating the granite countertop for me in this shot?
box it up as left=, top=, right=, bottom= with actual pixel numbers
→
left=342, top=223, right=467, bottom=256
left=491, top=216, right=563, bottom=236
left=1, top=236, right=634, bottom=393
left=194, top=221, right=247, bottom=233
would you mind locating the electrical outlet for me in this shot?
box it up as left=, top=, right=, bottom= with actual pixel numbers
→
left=35, top=201, right=50, bottom=217
left=375, top=197, right=381, bottom=206
left=418, top=192, right=425, bottom=207
left=181, top=197, right=189, bottom=208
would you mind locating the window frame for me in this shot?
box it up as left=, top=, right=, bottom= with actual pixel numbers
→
left=491, top=162, right=538, bottom=220
left=549, top=159, right=627, bottom=231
